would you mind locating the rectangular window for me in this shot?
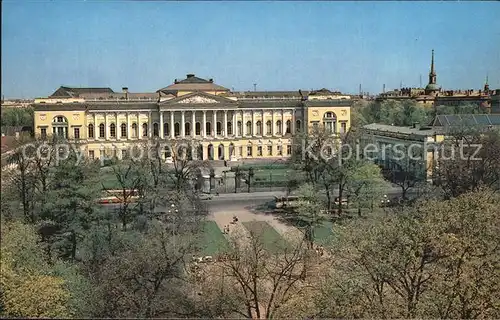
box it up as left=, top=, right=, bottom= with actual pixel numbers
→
left=312, top=122, right=319, bottom=130
left=286, top=145, right=292, bottom=155
left=110, top=125, right=116, bottom=138
left=99, top=125, right=105, bottom=138
left=267, top=145, right=272, bottom=156
left=40, top=128, right=47, bottom=139
left=257, top=146, right=263, bottom=156
left=247, top=146, right=252, bottom=156
left=277, top=145, right=283, bottom=156
left=74, top=127, right=80, bottom=139
left=121, top=149, right=127, bottom=159
left=341, top=122, right=347, bottom=133
left=88, top=150, right=94, bottom=159
left=121, top=125, right=127, bottom=138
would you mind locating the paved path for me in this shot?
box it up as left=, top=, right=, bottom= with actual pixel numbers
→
left=209, top=200, right=303, bottom=243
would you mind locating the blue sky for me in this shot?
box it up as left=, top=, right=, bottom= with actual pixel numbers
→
left=2, top=1, right=499, bottom=98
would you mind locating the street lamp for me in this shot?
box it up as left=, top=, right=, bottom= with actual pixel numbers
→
left=247, top=167, right=254, bottom=193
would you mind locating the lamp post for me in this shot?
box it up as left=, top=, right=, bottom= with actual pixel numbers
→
left=247, top=167, right=254, bottom=193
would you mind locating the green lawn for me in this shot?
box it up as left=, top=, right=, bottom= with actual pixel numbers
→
left=198, top=221, right=230, bottom=256
left=242, top=220, right=291, bottom=253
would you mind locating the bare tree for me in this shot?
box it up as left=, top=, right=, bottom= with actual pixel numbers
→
left=203, top=227, right=316, bottom=319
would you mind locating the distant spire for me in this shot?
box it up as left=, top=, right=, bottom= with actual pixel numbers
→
left=484, top=74, right=490, bottom=92
left=430, top=49, right=435, bottom=76
left=428, top=49, right=437, bottom=87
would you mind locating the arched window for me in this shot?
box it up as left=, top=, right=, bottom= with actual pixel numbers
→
left=276, top=120, right=282, bottom=134
left=237, top=121, right=242, bottom=136
left=185, top=122, right=191, bottom=136
left=120, top=123, right=127, bottom=138
left=53, top=116, right=67, bottom=123
left=99, top=123, right=105, bottom=138
left=216, top=122, right=222, bottom=135
left=246, top=121, right=252, bottom=136
left=195, top=122, right=201, bottom=135
left=256, top=121, right=262, bottom=135
left=206, top=122, right=211, bottom=136
left=163, top=123, right=169, bottom=137
left=227, top=122, right=233, bottom=135
left=174, top=122, right=180, bottom=136
left=286, top=120, right=291, bottom=134
left=131, top=123, right=138, bottom=138
left=52, top=116, right=68, bottom=138
left=323, top=112, right=337, bottom=133
left=296, top=120, right=301, bottom=132
left=266, top=120, right=272, bottom=135
left=142, top=123, right=148, bottom=137
left=110, top=123, right=116, bottom=138
left=153, top=123, right=159, bottom=137
left=88, top=124, right=94, bottom=138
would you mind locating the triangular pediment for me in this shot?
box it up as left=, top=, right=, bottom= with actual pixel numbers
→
left=160, top=91, right=236, bottom=105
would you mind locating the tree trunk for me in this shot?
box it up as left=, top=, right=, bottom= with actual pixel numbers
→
left=326, top=189, right=331, bottom=211
left=338, top=182, right=343, bottom=216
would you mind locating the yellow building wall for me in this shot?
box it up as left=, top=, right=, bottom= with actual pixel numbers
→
left=34, top=110, right=86, bottom=138
left=306, top=106, right=351, bottom=133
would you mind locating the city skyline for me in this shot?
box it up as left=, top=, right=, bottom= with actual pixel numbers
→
left=2, top=1, right=499, bottom=99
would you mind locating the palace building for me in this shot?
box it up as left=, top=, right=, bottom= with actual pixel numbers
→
left=33, top=74, right=352, bottom=161
left=376, top=50, right=495, bottom=110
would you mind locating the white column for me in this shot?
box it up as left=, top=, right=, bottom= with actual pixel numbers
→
left=191, top=111, right=196, bottom=137
left=224, top=110, right=228, bottom=138
left=93, top=113, right=98, bottom=139
left=262, top=110, right=265, bottom=136
left=242, top=111, right=246, bottom=136
left=181, top=111, right=186, bottom=138
left=272, top=110, right=276, bottom=136
left=148, top=112, right=152, bottom=138
left=116, top=112, right=119, bottom=140
left=232, top=111, right=236, bottom=137
left=281, top=109, right=285, bottom=136
left=292, top=109, right=296, bottom=134
left=203, top=111, right=207, bottom=138
left=160, top=111, right=164, bottom=138
left=170, top=111, right=175, bottom=138
left=252, top=110, right=256, bottom=136
left=126, top=113, right=131, bottom=140
left=105, top=113, right=109, bottom=140
left=213, top=111, right=217, bottom=137
left=137, top=112, right=141, bottom=138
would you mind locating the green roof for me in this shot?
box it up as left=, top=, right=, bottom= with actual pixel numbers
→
left=425, top=83, right=440, bottom=91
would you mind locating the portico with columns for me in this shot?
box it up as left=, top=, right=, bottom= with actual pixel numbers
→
left=34, top=73, right=352, bottom=162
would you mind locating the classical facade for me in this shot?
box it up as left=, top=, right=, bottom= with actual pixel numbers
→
left=360, top=114, right=500, bottom=182
left=33, top=74, right=352, bottom=161
left=376, top=50, right=495, bottom=110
